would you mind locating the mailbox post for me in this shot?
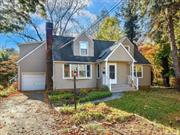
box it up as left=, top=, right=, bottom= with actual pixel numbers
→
left=73, top=71, right=77, bottom=110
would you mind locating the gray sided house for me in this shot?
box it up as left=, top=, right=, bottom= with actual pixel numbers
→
left=17, top=23, right=151, bottom=92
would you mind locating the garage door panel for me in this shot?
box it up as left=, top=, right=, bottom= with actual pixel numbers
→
left=22, top=73, right=45, bottom=91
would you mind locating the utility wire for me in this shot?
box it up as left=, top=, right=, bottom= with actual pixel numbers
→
left=55, top=0, right=122, bottom=50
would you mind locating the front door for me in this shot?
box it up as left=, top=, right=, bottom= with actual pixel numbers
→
left=108, top=63, right=117, bottom=84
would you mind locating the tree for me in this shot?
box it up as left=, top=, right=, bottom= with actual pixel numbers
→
left=136, top=0, right=180, bottom=89
left=155, top=31, right=171, bottom=87
left=116, top=0, right=139, bottom=42
left=139, top=44, right=162, bottom=85
left=0, top=49, right=18, bottom=86
left=96, top=16, right=122, bottom=41
left=0, top=0, right=45, bottom=32
left=46, top=0, right=90, bottom=35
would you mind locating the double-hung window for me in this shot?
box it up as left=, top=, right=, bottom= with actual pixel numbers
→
left=134, top=65, right=143, bottom=78
left=80, top=41, right=88, bottom=56
left=63, top=64, right=91, bottom=79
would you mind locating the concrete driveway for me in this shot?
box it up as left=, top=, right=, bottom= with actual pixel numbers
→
left=0, top=92, right=61, bottom=135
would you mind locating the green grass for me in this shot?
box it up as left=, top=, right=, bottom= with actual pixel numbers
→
left=106, top=88, right=180, bottom=129
left=79, top=91, right=112, bottom=102
left=48, top=90, right=112, bottom=106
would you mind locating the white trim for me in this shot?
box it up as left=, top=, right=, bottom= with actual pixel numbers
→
left=131, top=62, right=134, bottom=79
left=54, top=61, right=94, bottom=64
left=134, top=65, right=143, bottom=78
left=125, top=46, right=130, bottom=52
left=108, top=63, right=117, bottom=84
left=79, top=41, right=89, bottom=56
left=18, top=65, right=21, bottom=90
left=105, top=61, right=108, bottom=85
left=62, top=63, right=92, bottom=80
left=105, top=42, right=136, bottom=62
left=17, top=42, right=45, bottom=64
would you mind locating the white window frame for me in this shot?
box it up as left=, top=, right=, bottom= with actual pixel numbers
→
left=134, top=65, right=143, bottom=78
left=97, top=64, right=100, bottom=79
left=80, top=41, right=88, bottom=56
left=125, top=46, right=130, bottom=52
left=63, top=64, right=92, bottom=79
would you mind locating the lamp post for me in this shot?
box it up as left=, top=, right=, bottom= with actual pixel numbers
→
left=73, top=70, right=77, bottom=110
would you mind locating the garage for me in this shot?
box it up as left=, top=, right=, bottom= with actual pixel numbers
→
left=21, top=72, right=46, bottom=91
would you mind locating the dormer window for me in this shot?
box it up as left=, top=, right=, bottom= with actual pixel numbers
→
left=80, top=41, right=88, bottom=56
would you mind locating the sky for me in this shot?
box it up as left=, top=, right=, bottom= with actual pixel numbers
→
left=0, top=0, right=121, bottom=50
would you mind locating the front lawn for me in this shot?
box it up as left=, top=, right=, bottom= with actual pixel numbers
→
left=56, top=103, right=178, bottom=134
left=48, top=89, right=112, bottom=106
left=106, top=88, right=180, bottom=129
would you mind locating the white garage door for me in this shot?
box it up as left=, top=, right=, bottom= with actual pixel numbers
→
left=22, top=73, right=45, bottom=91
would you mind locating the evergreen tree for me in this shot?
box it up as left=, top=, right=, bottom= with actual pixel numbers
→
left=155, top=31, right=171, bottom=87
left=116, top=0, right=139, bottom=42
left=135, top=0, right=180, bottom=89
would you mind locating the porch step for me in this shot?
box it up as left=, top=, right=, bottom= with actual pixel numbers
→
left=111, top=84, right=136, bottom=92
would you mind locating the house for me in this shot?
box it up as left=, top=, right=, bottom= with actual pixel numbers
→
left=17, top=22, right=151, bottom=92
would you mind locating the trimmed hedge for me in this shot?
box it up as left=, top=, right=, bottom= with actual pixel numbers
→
left=48, top=90, right=112, bottom=106
left=79, top=91, right=112, bottom=103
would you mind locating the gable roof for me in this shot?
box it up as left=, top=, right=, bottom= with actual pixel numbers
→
left=52, top=35, right=150, bottom=64
left=52, top=36, right=114, bottom=62
left=134, top=47, right=150, bottom=64
left=17, top=42, right=45, bottom=64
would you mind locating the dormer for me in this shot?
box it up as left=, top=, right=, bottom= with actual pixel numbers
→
left=73, top=33, right=94, bottom=56
left=121, top=37, right=135, bottom=57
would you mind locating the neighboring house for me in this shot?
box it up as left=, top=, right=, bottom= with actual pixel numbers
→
left=17, top=23, right=151, bottom=92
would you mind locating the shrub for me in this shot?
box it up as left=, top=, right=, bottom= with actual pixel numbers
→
left=0, top=85, right=4, bottom=91
left=0, top=91, right=8, bottom=97
left=79, top=88, right=90, bottom=96
left=100, top=85, right=110, bottom=91
left=79, top=91, right=112, bottom=103
left=71, top=111, right=105, bottom=125
left=83, top=123, right=106, bottom=134
left=59, top=105, right=75, bottom=115
left=0, top=85, right=17, bottom=97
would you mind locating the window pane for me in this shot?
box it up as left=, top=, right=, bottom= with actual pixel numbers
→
left=79, top=64, right=86, bottom=77
left=109, top=65, right=115, bottom=79
left=81, top=49, right=87, bottom=55
left=71, top=64, right=78, bottom=77
left=87, top=65, right=91, bottom=77
left=80, top=41, right=88, bottom=49
left=64, top=64, right=70, bottom=77
left=137, top=72, right=142, bottom=77
left=134, top=65, right=142, bottom=77
left=80, top=41, right=88, bottom=55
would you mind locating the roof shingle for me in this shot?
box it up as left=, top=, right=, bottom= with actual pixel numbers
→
left=52, top=35, right=150, bottom=64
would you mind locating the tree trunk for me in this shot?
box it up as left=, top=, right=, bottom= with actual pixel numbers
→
left=162, top=57, right=170, bottom=87
left=167, top=14, right=180, bottom=89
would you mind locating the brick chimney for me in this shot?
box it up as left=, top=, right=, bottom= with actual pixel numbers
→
left=46, top=22, right=53, bottom=91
